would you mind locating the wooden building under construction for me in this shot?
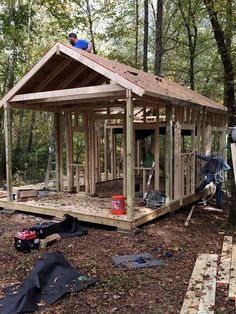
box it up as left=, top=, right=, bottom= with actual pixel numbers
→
left=0, top=42, right=228, bottom=230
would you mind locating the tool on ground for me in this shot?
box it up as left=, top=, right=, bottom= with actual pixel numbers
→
left=14, top=230, right=40, bottom=252
left=143, top=161, right=155, bottom=201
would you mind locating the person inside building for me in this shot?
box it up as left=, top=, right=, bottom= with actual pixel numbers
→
left=68, top=33, right=92, bottom=52
left=195, top=151, right=230, bottom=208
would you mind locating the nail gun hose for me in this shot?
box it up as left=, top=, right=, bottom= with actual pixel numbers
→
left=198, top=189, right=216, bottom=205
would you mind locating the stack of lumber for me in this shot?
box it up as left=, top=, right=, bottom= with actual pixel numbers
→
left=181, top=236, right=236, bottom=313
left=180, top=254, right=218, bottom=313
left=217, top=236, right=236, bottom=301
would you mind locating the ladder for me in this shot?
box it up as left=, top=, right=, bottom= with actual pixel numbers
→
left=143, top=161, right=155, bottom=200
left=45, top=134, right=56, bottom=189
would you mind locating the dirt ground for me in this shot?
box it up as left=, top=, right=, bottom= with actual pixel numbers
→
left=0, top=203, right=235, bottom=314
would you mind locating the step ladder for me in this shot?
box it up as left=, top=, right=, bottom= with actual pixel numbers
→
left=45, top=133, right=56, bottom=189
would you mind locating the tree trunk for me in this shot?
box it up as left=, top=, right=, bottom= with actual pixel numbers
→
left=155, top=0, right=163, bottom=76
left=85, top=0, right=96, bottom=54
left=15, top=110, right=24, bottom=154
left=178, top=0, right=198, bottom=90
left=135, top=0, right=139, bottom=68
left=204, top=0, right=236, bottom=224
left=204, top=0, right=235, bottom=112
left=28, top=111, right=36, bottom=153
left=143, top=0, right=149, bottom=72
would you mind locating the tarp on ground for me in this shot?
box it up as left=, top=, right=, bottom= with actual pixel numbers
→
left=0, top=252, right=98, bottom=314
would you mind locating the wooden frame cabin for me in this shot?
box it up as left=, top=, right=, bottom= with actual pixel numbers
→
left=0, top=42, right=228, bottom=230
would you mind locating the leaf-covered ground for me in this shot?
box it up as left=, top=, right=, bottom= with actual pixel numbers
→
left=0, top=204, right=235, bottom=313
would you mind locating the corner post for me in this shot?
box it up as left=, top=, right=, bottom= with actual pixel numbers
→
left=154, top=106, right=160, bottom=190
left=4, top=103, right=13, bottom=201
left=126, top=90, right=134, bottom=219
left=165, top=105, right=173, bottom=202
left=55, top=112, right=61, bottom=191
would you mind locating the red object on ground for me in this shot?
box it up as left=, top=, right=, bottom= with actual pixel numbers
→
left=15, top=230, right=37, bottom=240
left=111, top=195, right=126, bottom=215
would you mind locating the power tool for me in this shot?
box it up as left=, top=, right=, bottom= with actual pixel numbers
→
left=14, top=230, right=40, bottom=252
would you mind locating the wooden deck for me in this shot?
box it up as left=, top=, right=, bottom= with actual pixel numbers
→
left=0, top=190, right=203, bottom=230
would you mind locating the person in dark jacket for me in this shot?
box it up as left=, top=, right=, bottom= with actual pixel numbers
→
left=195, top=152, right=230, bottom=208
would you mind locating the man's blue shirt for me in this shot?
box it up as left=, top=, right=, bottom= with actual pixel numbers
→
left=74, top=39, right=89, bottom=50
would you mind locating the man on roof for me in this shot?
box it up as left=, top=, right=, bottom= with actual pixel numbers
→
left=68, top=33, right=92, bottom=53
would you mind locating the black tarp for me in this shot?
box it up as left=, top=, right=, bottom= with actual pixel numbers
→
left=30, top=214, right=88, bottom=239
left=0, top=252, right=98, bottom=314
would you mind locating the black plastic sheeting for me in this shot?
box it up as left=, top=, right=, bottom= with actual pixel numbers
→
left=0, top=252, right=98, bottom=314
left=30, top=214, right=88, bottom=239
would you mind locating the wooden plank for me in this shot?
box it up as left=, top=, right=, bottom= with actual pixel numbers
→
left=54, top=112, right=61, bottom=191
left=205, top=113, right=212, bottom=155
left=110, top=129, right=115, bottom=180
left=123, top=108, right=127, bottom=196
left=79, top=70, right=100, bottom=87
left=217, top=236, right=233, bottom=285
left=56, top=64, right=87, bottom=90
left=231, top=143, right=236, bottom=186
left=184, top=205, right=195, bottom=227
left=174, top=113, right=181, bottom=199
left=90, top=112, right=96, bottom=194
left=154, top=106, right=160, bottom=190
left=126, top=90, right=134, bottom=219
left=0, top=199, right=133, bottom=230
left=66, top=113, right=73, bottom=192
left=85, top=113, right=90, bottom=193
left=9, top=84, right=126, bottom=103
left=59, top=113, right=65, bottom=190
left=165, top=106, right=173, bottom=202
left=180, top=155, right=185, bottom=205
left=198, top=254, right=218, bottom=314
left=104, top=121, right=108, bottom=182
left=180, top=254, right=208, bottom=314
left=186, top=154, right=191, bottom=195
left=4, top=104, right=13, bottom=201
left=229, top=243, right=236, bottom=299
left=34, top=58, right=71, bottom=91
left=94, top=113, right=124, bottom=120
left=191, top=110, right=196, bottom=194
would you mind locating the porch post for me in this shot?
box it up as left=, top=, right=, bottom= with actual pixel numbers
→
left=126, top=90, right=134, bottom=219
left=165, top=105, right=173, bottom=202
left=54, top=112, right=61, bottom=191
left=154, top=106, right=160, bottom=190
left=4, top=103, right=13, bottom=201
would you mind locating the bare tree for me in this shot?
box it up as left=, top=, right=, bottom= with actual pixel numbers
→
left=85, top=0, right=96, bottom=54
left=135, top=0, right=139, bottom=68
left=155, top=0, right=163, bottom=76
left=143, top=0, right=149, bottom=72
left=178, top=0, right=200, bottom=90
left=204, top=0, right=236, bottom=224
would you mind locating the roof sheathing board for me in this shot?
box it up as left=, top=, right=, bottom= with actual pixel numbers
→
left=59, top=43, right=226, bottom=112
left=0, top=42, right=226, bottom=113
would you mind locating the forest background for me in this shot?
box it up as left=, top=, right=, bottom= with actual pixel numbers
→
left=0, top=0, right=235, bottom=192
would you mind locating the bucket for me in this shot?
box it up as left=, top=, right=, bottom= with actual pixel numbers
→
left=111, top=195, right=126, bottom=215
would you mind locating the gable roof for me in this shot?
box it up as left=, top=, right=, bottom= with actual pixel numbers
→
left=0, top=42, right=227, bottom=113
